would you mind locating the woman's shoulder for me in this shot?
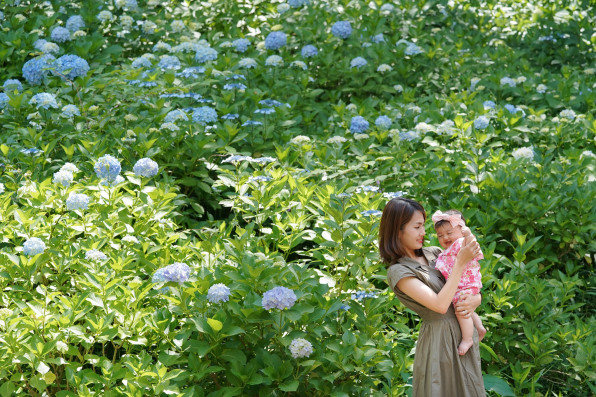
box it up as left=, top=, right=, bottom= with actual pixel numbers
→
left=423, top=246, right=443, bottom=260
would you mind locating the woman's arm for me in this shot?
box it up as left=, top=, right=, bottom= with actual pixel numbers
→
left=396, top=239, right=481, bottom=314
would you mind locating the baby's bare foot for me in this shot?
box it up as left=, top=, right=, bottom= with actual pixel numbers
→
left=458, top=338, right=474, bottom=356
left=478, top=325, right=487, bottom=342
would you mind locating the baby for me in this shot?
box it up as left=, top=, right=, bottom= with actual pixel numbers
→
left=432, top=209, right=486, bottom=356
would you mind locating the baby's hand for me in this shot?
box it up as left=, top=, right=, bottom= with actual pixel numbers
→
left=462, top=226, right=474, bottom=245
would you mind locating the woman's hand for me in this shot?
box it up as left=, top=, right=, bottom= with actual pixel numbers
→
left=455, top=294, right=481, bottom=318
left=455, top=236, right=480, bottom=267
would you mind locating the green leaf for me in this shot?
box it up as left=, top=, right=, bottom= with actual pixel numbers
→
left=483, top=374, right=515, bottom=396
left=279, top=380, right=299, bottom=392
left=0, top=382, right=16, bottom=397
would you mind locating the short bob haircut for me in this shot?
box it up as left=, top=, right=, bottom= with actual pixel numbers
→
left=379, top=197, right=426, bottom=266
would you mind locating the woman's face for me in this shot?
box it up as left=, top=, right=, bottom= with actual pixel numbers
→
left=435, top=223, right=464, bottom=249
left=399, top=211, right=426, bottom=256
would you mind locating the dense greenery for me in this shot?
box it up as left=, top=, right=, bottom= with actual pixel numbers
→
left=0, top=0, right=594, bottom=396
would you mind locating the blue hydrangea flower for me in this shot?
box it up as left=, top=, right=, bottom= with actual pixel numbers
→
left=94, top=155, right=122, bottom=182
left=248, top=175, right=272, bottom=182
left=288, top=0, right=309, bottom=7
left=152, top=262, right=191, bottom=283
left=474, top=115, right=489, bottom=129
left=23, top=237, right=46, bottom=256
left=176, top=67, right=205, bottom=78
left=251, top=156, right=276, bottom=164
left=265, top=55, right=283, bottom=67
left=66, top=192, right=89, bottom=210
left=232, top=38, right=250, bottom=53
left=53, top=170, right=73, bottom=187
left=195, top=47, right=218, bottom=63
left=66, top=15, right=85, bottom=32
left=301, top=45, right=318, bottom=58
left=483, top=100, right=496, bottom=110
left=192, top=106, right=218, bottom=125
left=262, top=286, right=297, bottom=310
left=255, top=108, right=275, bottom=115
left=289, top=338, right=313, bottom=358
left=158, top=55, right=181, bottom=70
left=238, top=58, right=258, bottom=68
left=22, top=54, right=56, bottom=85
left=351, top=290, right=378, bottom=301
left=222, top=155, right=253, bottom=163
left=61, top=104, right=80, bottom=118
left=371, top=33, right=385, bottom=43
left=242, top=120, right=262, bottom=127
left=132, top=57, right=153, bottom=68
left=404, top=43, right=423, bottom=55
left=375, top=115, right=392, bottom=130
left=207, top=283, right=231, bottom=303
left=29, top=93, right=59, bottom=109
left=350, top=116, right=369, bottom=133
left=399, top=130, right=421, bottom=141
left=350, top=57, right=367, bottom=69
left=500, top=77, right=516, bottom=87
left=85, top=249, right=107, bottom=261
left=153, top=42, right=172, bottom=52
left=512, top=147, right=534, bottom=160
left=133, top=158, right=159, bottom=178
left=55, top=55, right=90, bottom=80
left=277, top=3, right=290, bottom=13
left=560, top=109, right=576, bottom=120
left=222, top=113, right=239, bottom=120
left=264, top=31, right=287, bottom=50
left=0, top=94, right=9, bottom=110
left=504, top=104, right=525, bottom=116
left=164, top=109, right=189, bottom=123
left=4, top=79, right=22, bottom=92
left=223, top=83, right=247, bottom=90
left=51, top=26, right=71, bottom=43
left=331, top=21, right=352, bottom=39
left=383, top=191, right=406, bottom=199
left=361, top=209, right=383, bottom=217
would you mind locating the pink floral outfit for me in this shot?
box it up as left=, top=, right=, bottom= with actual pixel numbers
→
left=435, top=237, right=483, bottom=303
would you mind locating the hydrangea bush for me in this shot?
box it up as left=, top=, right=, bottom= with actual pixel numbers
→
left=0, top=0, right=593, bottom=396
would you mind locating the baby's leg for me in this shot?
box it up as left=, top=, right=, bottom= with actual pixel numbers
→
left=472, top=312, right=486, bottom=341
left=457, top=314, right=475, bottom=356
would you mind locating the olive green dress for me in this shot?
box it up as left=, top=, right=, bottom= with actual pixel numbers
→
left=387, top=247, right=485, bottom=397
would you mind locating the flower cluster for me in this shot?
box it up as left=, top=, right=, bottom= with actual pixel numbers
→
left=192, top=106, right=218, bottom=125
left=207, top=284, right=231, bottom=303
left=164, top=109, right=188, bottom=123
left=53, top=170, right=73, bottom=187
left=94, top=155, right=122, bottom=183
left=55, top=55, right=90, bottom=80
left=361, top=210, right=383, bottom=217
left=61, top=104, right=80, bottom=118
left=0, top=94, right=9, bottom=109
left=51, top=26, right=71, bottom=42
left=350, top=116, right=369, bottom=133
left=158, top=55, right=181, bottom=70
left=512, top=147, right=534, bottom=160
left=22, top=54, right=56, bottom=85
left=301, top=45, right=318, bottom=58
left=29, top=93, right=59, bottom=109
left=152, top=262, right=191, bottom=283
left=331, top=21, right=352, bottom=39
left=23, top=237, right=46, bottom=256
left=474, top=116, right=489, bottom=129
left=265, top=55, right=283, bottom=67
left=133, top=158, right=159, bottom=178
left=262, top=286, right=297, bottom=310
left=351, top=290, right=378, bottom=301
left=500, top=77, right=516, bottom=87
left=289, top=338, right=313, bottom=358
left=195, top=47, right=218, bottom=63
left=4, top=79, right=22, bottom=92
left=66, top=193, right=89, bottom=210
left=238, top=58, right=257, bottom=68
left=85, top=249, right=107, bottom=261
left=350, top=57, right=367, bottom=69
left=375, top=115, right=392, bottom=130
left=264, top=31, right=287, bottom=50
left=232, top=38, right=250, bottom=53
left=66, top=15, right=85, bottom=32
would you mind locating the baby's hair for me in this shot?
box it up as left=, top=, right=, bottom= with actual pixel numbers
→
left=434, top=209, right=466, bottom=229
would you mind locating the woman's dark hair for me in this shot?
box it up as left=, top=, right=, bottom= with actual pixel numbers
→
left=379, top=198, right=426, bottom=266
left=434, top=209, right=466, bottom=229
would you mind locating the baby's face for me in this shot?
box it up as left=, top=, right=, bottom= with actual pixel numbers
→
left=435, top=223, right=464, bottom=249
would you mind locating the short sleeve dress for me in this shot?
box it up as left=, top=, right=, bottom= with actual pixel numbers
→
left=386, top=247, right=485, bottom=397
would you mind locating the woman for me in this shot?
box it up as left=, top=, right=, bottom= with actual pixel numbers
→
left=379, top=198, right=485, bottom=397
